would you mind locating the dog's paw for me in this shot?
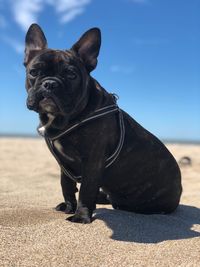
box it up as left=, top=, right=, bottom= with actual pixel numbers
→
left=66, top=207, right=92, bottom=224
left=66, top=214, right=91, bottom=224
left=55, top=202, right=66, bottom=212
left=55, top=201, right=76, bottom=214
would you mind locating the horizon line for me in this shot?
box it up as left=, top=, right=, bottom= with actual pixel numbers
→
left=0, top=133, right=200, bottom=145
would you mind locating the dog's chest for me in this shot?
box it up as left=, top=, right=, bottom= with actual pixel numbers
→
left=47, top=138, right=82, bottom=181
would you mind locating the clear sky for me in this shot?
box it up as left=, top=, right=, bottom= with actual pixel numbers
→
left=0, top=0, right=199, bottom=141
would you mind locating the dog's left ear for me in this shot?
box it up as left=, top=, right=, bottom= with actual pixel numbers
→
left=24, top=23, right=47, bottom=66
left=71, top=28, right=101, bottom=72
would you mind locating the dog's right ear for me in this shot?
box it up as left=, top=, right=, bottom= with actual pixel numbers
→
left=24, top=23, right=47, bottom=66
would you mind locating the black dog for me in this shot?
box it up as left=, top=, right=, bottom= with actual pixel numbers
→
left=24, top=24, right=182, bottom=223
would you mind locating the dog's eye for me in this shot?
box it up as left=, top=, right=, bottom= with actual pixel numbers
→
left=66, top=69, right=77, bottom=80
left=29, top=69, right=40, bottom=77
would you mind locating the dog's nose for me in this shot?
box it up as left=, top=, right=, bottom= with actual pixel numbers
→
left=42, top=80, right=59, bottom=90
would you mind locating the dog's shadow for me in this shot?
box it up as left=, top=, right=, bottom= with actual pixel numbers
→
left=94, top=204, right=200, bottom=243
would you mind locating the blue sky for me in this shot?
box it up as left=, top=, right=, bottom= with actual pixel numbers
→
left=0, top=0, right=199, bottom=141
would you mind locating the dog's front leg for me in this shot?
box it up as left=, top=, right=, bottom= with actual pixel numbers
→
left=67, top=149, right=106, bottom=224
left=55, top=170, right=78, bottom=214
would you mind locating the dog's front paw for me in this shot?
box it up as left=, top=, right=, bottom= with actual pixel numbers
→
left=66, top=207, right=92, bottom=224
left=55, top=202, right=66, bottom=212
left=55, top=201, right=77, bottom=214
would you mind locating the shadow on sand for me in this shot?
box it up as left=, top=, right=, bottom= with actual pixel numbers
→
left=94, top=204, right=200, bottom=243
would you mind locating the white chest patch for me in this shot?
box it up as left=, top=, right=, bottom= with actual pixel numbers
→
left=38, top=113, right=55, bottom=136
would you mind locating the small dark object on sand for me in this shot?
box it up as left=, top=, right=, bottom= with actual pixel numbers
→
left=179, top=156, right=192, bottom=166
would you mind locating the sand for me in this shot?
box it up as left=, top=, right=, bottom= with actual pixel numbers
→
left=0, top=137, right=200, bottom=267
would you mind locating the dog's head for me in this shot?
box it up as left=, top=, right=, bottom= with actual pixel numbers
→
left=24, top=24, right=101, bottom=130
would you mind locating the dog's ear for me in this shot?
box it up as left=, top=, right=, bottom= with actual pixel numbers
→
left=71, top=28, right=101, bottom=72
left=24, top=23, right=47, bottom=66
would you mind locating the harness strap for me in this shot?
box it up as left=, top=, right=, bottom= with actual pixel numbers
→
left=45, top=137, right=82, bottom=182
left=43, top=105, right=125, bottom=182
left=50, top=104, right=119, bottom=141
left=105, top=110, right=125, bottom=167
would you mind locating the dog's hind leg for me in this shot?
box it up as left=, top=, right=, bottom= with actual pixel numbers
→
left=110, top=191, right=181, bottom=214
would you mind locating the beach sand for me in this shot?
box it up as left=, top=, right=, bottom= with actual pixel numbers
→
left=0, top=138, right=200, bottom=266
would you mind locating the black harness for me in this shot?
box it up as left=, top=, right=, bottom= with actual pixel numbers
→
left=39, top=104, right=125, bottom=182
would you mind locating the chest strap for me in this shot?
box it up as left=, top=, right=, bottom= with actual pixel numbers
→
left=43, top=105, right=125, bottom=182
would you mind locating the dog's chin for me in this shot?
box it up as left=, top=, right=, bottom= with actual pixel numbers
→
left=37, top=97, right=70, bottom=137
left=39, top=97, right=59, bottom=114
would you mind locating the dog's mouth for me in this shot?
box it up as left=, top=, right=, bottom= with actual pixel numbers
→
left=27, top=92, right=61, bottom=115
left=38, top=97, right=59, bottom=114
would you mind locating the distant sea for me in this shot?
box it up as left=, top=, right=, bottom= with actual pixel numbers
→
left=0, top=133, right=40, bottom=139
left=162, top=139, right=200, bottom=145
left=0, top=133, right=200, bottom=145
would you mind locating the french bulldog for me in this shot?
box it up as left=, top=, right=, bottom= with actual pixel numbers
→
left=24, top=24, right=182, bottom=223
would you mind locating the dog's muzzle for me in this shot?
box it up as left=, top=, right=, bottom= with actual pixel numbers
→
left=27, top=77, right=64, bottom=113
